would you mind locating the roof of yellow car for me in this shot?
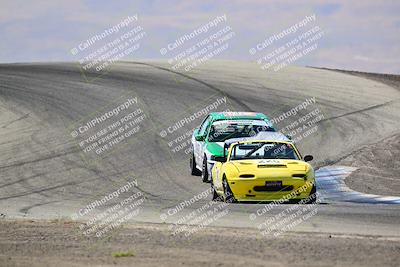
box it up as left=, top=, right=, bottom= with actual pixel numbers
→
left=224, top=131, right=290, bottom=146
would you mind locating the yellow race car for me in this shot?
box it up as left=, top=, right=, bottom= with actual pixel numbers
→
left=211, top=132, right=316, bottom=203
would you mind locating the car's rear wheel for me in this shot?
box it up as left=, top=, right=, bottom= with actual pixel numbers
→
left=201, top=156, right=209, bottom=183
left=190, top=152, right=201, bottom=176
left=223, top=177, right=236, bottom=203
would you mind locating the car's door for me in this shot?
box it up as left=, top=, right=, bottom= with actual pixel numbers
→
left=193, top=115, right=212, bottom=167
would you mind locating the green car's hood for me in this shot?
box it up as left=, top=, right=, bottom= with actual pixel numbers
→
left=205, top=142, right=225, bottom=157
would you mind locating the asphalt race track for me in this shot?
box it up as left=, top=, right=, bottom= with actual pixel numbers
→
left=1, top=60, right=400, bottom=239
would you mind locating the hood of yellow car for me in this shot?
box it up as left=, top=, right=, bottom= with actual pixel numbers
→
left=230, top=159, right=310, bottom=173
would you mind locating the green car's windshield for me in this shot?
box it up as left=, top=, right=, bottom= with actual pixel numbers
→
left=230, top=142, right=299, bottom=160
left=208, top=120, right=274, bottom=142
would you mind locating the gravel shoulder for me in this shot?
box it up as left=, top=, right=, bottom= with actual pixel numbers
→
left=339, top=133, right=400, bottom=196
left=1, top=219, right=399, bottom=267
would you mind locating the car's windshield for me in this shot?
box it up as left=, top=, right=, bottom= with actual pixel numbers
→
left=208, top=120, right=275, bottom=142
left=230, top=142, right=299, bottom=160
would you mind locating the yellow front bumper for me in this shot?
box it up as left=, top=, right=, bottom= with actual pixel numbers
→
left=228, top=177, right=314, bottom=202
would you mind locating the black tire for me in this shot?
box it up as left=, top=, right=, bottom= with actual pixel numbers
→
left=304, top=185, right=317, bottom=204
left=201, top=156, right=209, bottom=183
left=190, top=152, right=201, bottom=176
left=223, top=178, right=236, bottom=203
left=211, top=181, right=219, bottom=201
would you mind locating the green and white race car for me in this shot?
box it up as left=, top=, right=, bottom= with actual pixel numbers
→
left=190, top=112, right=276, bottom=182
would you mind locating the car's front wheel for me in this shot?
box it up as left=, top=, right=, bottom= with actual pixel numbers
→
left=211, top=181, right=219, bottom=201
left=223, top=177, right=236, bottom=203
left=201, top=156, right=209, bottom=183
left=304, top=184, right=317, bottom=204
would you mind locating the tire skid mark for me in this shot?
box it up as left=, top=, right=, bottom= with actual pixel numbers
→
left=318, top=99, right=398, bottom=123
left=1, top=113, right=30, bottom=129
left=19, top=200, right=61, bottom=215
left=127, top=61, right=254, bottom=112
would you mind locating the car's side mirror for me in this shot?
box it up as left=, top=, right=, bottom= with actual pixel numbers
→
left=214, top=156, right=227, bottom=162
left=304, top=155, right=313, bottom=162
left=195, top=134, right=204, bottom=141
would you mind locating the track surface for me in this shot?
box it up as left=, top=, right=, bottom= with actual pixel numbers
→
left=0, top=61, right=400, bottom=238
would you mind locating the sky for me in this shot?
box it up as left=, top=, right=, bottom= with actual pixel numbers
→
left=0, top=0, right=399, bottom=74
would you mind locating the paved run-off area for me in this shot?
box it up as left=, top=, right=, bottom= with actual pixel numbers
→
left=0, top=61, right=399, bottom=266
